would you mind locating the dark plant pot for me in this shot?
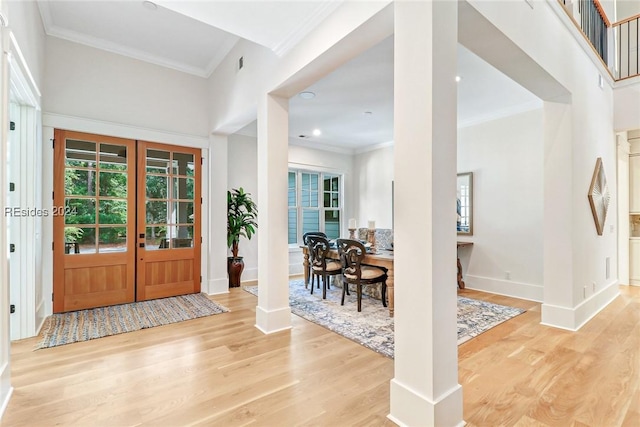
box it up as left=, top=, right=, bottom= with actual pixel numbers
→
left=227, top=256, right=245, bottom=288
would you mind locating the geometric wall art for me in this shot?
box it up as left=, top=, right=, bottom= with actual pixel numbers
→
left=588, top=157, right=610, bottom=236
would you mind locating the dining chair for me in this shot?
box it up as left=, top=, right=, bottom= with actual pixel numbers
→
left=336, top=238, right=388, bottom=312
left=303, top=231, right=327, bottom=289
left=307, top=235, right=342, bottom=299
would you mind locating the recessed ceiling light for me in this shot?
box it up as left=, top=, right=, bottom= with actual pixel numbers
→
left=298, top=91, right=316, bottom=100
left=455, top=75, right=462, bottom=82
left=143, top=1, right=158, bottom=11
left=312, top=129, right=321, bottom=136
left=363, top=111, right=373, bottom=116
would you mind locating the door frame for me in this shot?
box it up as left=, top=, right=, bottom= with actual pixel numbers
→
left=52, top=129, right=204, bottom=312
left=6, top=30, right=43, bottom=340
left=41, top=117, right=210, bottom=326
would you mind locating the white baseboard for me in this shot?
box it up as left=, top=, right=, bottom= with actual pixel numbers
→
left=289, top=263, right=304, bottom=276
left=541, top=280, right=620, bottom=331
left=389, top=380, right=463, bottom=427
left=464, top=274, right=543, bottom=302
left=241, top=267, right=258, bottom=282
left=255, top=305, right=292, bottom=334
left=207, top=278, right=230, bottom=295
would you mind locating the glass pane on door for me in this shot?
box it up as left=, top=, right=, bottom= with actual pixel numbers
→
left=63, top=140, right=129, bottom=254
left=145, top=149, right=197, bottom=251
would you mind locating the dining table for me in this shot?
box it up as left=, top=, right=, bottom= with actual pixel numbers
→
left=301, top=241, right=472, bottom=317
left=301, top=245, right=396, bottom=316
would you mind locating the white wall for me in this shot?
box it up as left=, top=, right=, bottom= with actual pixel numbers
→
left=614, top=82, right=640, bottom=132
left=6, top=0, right=45, bottom=91
left=353, top=145, right=394, bottom=230
left=617, top=0, right=640, bottom=20
left=43, top=38, right=210, bottom=137
left=466, top=0, right=619, bottom=329
left=458, top=109, right=544, bottom=301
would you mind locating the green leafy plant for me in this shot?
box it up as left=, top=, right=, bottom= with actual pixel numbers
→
left=64, top=227, right=84, bottom=243
left=227, top=187, right=258, bottom=258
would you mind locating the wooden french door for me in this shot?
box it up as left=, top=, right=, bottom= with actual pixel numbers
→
left=136, top=141, right=201, bottom=301
left=53, top=131, right=201, bottom=313
left=53, top=130, right=136, bottom=312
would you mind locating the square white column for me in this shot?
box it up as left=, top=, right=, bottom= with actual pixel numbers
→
left=389, top=1, right=463, bottom=426
left=255, top=93, right=291, bottom=334
left=209, top=133, right=229, bottom=295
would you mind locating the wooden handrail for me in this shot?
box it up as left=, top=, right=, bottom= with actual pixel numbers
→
left=592, top=0, right=611, bottom=27
left=612, top=13, right=640, bottom=27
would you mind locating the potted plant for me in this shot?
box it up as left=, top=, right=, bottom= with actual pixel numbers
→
left=227, top=187, right=258, bottom=287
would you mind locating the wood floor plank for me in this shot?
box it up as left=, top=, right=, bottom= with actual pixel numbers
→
left=2, top=285, right=639, bottom=426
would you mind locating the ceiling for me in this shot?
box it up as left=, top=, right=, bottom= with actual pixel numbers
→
left=37, top=1, right=541, bottom=152
left=37, top=0, right=341, bottom=77
left=240, top=37, right=541, bottom=152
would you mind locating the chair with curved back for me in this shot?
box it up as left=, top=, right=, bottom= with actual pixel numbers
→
left=303, top=231, right=327, bottom=290
left=307, top=235, right=342, bottom=299
left=337, top=238, right=388, bottom=312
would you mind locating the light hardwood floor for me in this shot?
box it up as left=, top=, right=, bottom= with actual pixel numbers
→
left=2, top=285, right=639, bottom=426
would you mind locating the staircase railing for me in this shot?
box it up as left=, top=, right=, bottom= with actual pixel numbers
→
left=560, top=0, right=640, bottom=81
left=580, top=0, right=610, bottom=64
left=613, top=14, right=640, bottom=80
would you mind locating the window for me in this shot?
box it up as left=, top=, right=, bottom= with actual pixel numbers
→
left=288, top=170, right=342, bottom=244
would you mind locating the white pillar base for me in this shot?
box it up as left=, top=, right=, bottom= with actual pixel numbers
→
left=255, top=305, right=292, bottom=334
left=207, top=278, right=229, bottom=295
left=389, top=379, right=464, bottom=427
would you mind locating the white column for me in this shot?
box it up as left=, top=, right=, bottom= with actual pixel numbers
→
left=617, top=132, right=630, bottom=286
left=389, top=1, right=462, bottom=426
left=541, top=102, right=576, bottom=328
left=208, top=133, right=229, bottom=295
left=255, top=93, right=291, bottom=334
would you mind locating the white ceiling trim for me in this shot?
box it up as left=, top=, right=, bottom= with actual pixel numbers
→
left=37, top=1, right=223, bottom=78
left=204, top=38, right=240, bottom=77
left=272, top=1, right=344, bottom=56
left=354, top=140, right=394, bottom=155
left=457, top=99, right=544, bottom=129
left=288, top=136, right=355, bottom=155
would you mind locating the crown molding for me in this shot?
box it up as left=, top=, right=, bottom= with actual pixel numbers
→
left=272, top=0, right=344, bottom=56
left=37, top=0, right=228, bottom=78
left=354, top=140, right=394, bottom=155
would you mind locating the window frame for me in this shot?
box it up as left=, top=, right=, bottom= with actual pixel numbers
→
left=288, top=168, right=344, bottom=246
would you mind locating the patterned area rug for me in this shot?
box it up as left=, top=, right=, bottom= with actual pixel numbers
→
left=244, top=279, right=525, bottom=358
left=37, top=293, right=229, bottom=349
